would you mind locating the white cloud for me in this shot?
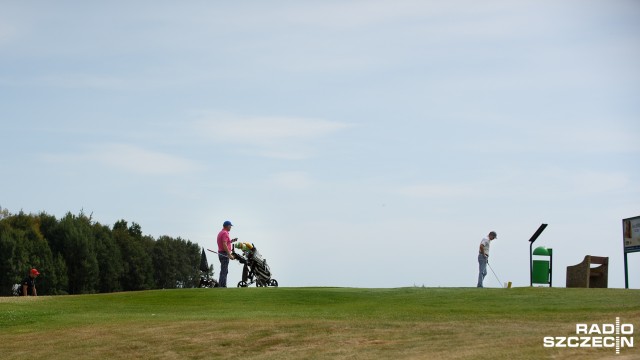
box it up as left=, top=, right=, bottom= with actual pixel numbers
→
left=396, top=169, right=631, bottom=201
left=518, top=126, right=640, bottom=155
left=257, top=151, right=308, bottom=161
left=250, top=1, right=527, bottom=31
left=93, top=144, right=202, bottom=175
left=396, top=183, right=476, bottom=199
left=0, top=21, right=17, bottom=47
left=37, top=73, right=128, bottom=90
left=194, top=113, right=352, bottom=159
left=195, top=114, right=349, bottom=144
left=565, top=170, right=630, bottom=195
left=497, top=169, right=631, bottom=202
left=269, top=171, right=314, bottom=190
left=563, top=127, right=640, bottom=154
left=43, top=143, right=202, bottom=176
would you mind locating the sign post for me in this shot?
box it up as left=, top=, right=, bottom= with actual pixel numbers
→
left=528, top=223, right=548, bottom=287
left=622, top=216, right=640, bottom=289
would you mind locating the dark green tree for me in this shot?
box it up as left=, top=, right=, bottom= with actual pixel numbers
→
left=37, top=212, right=68, bottom=294
left=51, top=213, right=99, bottom=294
left=152, top=236, right=200, bottom=289
left=113, top=220, right=154, bottom=291
left=93, top=223, right=124, bottom=293
left=152, top=236, right=178, bottom=288
left=0, top=212, right=56, bottom=295
left=0, top=220, right=21, bottom=295
left=175, top=237, right=201, bottom=288
left=1, top=210, right=205, bottom=296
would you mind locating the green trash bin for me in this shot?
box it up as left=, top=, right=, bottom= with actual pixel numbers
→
left=532, top=246, right=553, bottom=286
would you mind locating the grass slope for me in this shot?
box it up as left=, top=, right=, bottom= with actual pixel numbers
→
left=1, top=287, right=638, bottom=359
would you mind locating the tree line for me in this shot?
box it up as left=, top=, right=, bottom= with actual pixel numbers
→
left=0, top=209, right=212, bottom=296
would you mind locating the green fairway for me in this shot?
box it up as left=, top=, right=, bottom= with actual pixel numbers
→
left=1, top=287, right=638, bottom=359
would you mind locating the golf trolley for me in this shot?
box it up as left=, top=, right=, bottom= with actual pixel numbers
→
left=235, top=244, right=278, bottom=288
left=198, top=274, right=219, bottom=288
left=198, top=248, right=219, bottom=288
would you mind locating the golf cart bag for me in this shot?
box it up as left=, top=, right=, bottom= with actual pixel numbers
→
left=198, top=248, right=219, bottom=288
left=235, top=243, right=278, bottom=288
left=198, top=275, right=219, bottom=288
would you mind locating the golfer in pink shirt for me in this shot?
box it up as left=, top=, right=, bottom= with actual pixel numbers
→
left=217, top=220, right=235, bottom=287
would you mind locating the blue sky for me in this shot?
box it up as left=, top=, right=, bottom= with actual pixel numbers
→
left=1, top=1, right=639, bottom=288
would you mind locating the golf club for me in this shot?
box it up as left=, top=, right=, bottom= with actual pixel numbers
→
left=487, top=262, right=504, bottom=288
left=206, top=248, right=233, bottom=259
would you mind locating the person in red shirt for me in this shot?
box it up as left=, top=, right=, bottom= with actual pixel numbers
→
left=21, top=268, right=39, bottom=296
left=217, top=220, right=236, bottom=287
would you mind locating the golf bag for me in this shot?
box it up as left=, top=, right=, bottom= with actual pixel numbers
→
left=235, top=244, right=278, bottom=288
left=198, top=275, right=219, bottom=288
left=198, top=248, right=219, bottom=288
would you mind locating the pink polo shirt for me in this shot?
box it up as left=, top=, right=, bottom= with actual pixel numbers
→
left=217, top=229, right=232, bottom=253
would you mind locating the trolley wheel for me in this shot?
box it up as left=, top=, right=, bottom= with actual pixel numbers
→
left=237, top=281, right=248, bottom=288
left=269, top=279, right=278, bottom=287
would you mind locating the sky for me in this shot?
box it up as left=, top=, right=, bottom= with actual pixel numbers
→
left=1, top=1, right=639, bottom=289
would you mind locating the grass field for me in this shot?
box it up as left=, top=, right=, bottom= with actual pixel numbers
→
left=0, top=287, right=638, bottom=359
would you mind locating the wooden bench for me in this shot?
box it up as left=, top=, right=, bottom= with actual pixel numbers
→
left=566, top=255, right=609, bottom=288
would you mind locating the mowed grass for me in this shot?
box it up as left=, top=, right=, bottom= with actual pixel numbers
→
left=0, top=287, right=638, bottom=359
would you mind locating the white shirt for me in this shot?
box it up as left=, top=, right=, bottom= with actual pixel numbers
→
left=480, top=237, right=491, bottom=256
